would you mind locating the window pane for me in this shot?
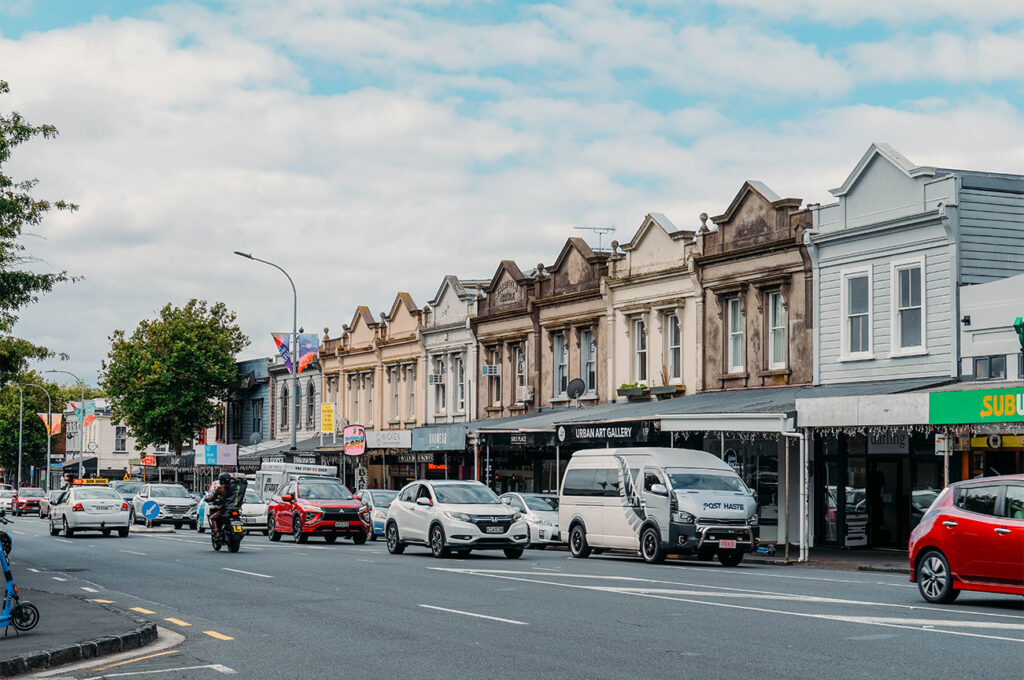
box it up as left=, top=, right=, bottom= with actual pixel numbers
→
left=974, top=357, right=989, bottom=379
left=848, top=275, right=868, bottom=314
left=899, top=308, right=922, bottom=348
left=959, top=486, right=999, bottom=516
left=771, top=328, right=785, bottom=365
left=730, top=331, right=744, bottom=369
left=729, top=299, right=741, bottom=331
left=849, top=315, right=868, bottom=353
left=1005, top=485, right=1024, bottom=520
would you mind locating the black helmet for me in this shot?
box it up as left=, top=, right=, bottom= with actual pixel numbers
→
left=218, top=472, right=231, bottom=485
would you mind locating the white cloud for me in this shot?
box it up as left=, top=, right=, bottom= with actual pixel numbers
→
left=711, top=0, right=1024, bottom=26
left=846, top=30, right=1024, bottom=84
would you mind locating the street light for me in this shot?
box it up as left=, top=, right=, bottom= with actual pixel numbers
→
left=46, top=369, right=86, bottom=479
left=234, top=251, right=298, bottom=450
left=12, top=383, right=23, bottom=490
left=19, top=384, right=53, bottom=491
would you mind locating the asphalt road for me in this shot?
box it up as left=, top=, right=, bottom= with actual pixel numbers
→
left=4, top=514, right=1022, bottom=680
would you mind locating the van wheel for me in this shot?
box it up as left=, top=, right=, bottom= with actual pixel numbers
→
left=641, top=527, right=666, bottom=564
left=718, top=550, right=744, bottom=567
left=569, top=525, right=592, bottom=558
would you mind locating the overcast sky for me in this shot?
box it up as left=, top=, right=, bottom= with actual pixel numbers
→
left=2, top=0, right=1022, bottom=385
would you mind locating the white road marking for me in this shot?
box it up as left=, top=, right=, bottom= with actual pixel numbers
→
left=119, top=549, right=147, bottom=556
left=27, top=568, right=40, bottom=573
left=54, top=538, right=73, bottom=544
left=52, top=576, right=67, bottom=581
left=356, top=559, right=376, bottom=563
left=431, top=568, right=1024, bottom=642
left=83, top=663, right=237, bottom=678
left=81, top=586, right=99, bottom=593
left=13, top=530, right=25, bottom=535
left=222, top=567, right=272, bottom=579
left=418, top=604, right=528, bottom=625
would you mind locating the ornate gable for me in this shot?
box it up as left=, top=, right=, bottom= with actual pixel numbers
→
left=701, top=181, right=803, bottom=256
left=479, top=260, right=532, bottom=316
left=541, top=237, right=608, bottom=297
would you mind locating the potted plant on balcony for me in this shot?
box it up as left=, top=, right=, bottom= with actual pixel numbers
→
left=617, top=383, right=650, bottom=398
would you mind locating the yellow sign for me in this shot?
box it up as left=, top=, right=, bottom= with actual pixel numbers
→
left=73, top=478, right=109, bottom=485
left=320, top=403, right=335, bottom=434
left=123, top=471, right=131, bottom=481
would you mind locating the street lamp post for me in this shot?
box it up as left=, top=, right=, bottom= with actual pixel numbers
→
left=45, top=369, right=86, bottom=479
left=234, top=251, right=298, bottom=451
left=25, top=384, right=52, bottom=491
left=13, top=383, right=23, bottom=490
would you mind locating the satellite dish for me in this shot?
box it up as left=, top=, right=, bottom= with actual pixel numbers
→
left=566, top=378, right=586, bottom=408
left=249, top=431, right=263, bottom=445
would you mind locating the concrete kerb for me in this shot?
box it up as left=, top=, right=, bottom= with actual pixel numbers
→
left=128, top=525, right=176, bottom=534
left=0, top=596, right=159, bottom=677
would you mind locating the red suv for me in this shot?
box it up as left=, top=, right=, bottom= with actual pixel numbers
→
left=12, top=488, right=45, bottom=516
left=267, top=476, right=370, bottom=544
left=909, top=474, right=1024, bottom=603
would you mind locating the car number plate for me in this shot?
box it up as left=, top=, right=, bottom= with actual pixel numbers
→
left=485, top=526, right=503, bottom=534
left=334, top=521, right=347, bottom=527
left=719, top=539, right=737, bottom=549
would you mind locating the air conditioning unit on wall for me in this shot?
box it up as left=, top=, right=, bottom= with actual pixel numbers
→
left=481, top=365, right=500, bottom=376
left=516, top=385, right=535, bottom=403
left=427, top=374, right=445, bottom=385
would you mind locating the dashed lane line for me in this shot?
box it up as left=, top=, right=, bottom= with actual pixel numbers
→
left=418, top=604, right=528, bottom=625
left=203, top=630, right=234, bottom=640
left=163, top=617, right=191, bottom=627
left=91, top=599, right=116, bottom=604
left=119, top=549, right=147, bottom=556
left=81, top=586, right=99, bottom=593
left=222, top=567, right=273, bottom=578
left=130, top=607, right=156, bottom=615
left=27, top=567, right=40, bottom=573
left=52, top=576, right=67, bottom=582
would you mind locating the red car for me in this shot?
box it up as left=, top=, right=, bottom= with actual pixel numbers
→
left=12, top=487, right=45, bottom=516
left=909, top=474, right=1024, bottom=603
left=267, top=476, right=370, bottom=544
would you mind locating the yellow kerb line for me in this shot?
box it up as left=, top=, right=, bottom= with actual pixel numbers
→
left=92, top=649, right=179, bottom=671
left=164, top=617, right=191, bottom=627
left=203, top=630, right=234, bottom=640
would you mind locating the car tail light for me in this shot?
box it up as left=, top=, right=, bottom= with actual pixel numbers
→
left=121, top=503, right=129, bottom=511
left=72, top=503, right=84, bottom=511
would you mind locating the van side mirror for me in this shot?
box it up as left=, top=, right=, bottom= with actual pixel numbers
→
left=416, top=497, right=432, bottom=507
left=649, top=483, right=668, bottom=496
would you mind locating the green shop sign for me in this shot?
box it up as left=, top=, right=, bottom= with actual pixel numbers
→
left=929, top=388, right=1024, bottom=425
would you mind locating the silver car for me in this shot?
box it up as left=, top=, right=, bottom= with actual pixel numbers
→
left=500, top=493, right=561, bottom=547
left=131, top=483, right=198, bottom=529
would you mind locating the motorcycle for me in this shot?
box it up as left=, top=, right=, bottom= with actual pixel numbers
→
left=210, top=506, right=244, bottom=553
left=0, top=511, right=39, bottom=633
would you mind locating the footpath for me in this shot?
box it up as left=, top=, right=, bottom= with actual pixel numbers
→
left=747, top=545, right=911, bottom=574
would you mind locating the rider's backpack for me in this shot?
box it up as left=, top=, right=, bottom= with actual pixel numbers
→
left=223, top=477, right=248, bottom=511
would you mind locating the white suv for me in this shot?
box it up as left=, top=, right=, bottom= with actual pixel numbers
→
left=385, top=480, right=529, bottom=559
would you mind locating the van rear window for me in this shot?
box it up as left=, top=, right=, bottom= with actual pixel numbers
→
left=562, top=469, right=623, bottom=497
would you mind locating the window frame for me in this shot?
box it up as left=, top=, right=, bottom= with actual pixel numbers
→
left=453, top=355, right=465, bottom=413
left=840, top=266, right=874, bottom=361
left=633, top=318, right=648, bottom=384
left=406, top=365, right=416, bottom=421
left=580, top=329, right=596, bottom=394
left=554, top=333, right=568, bottom=397
left=666, top=314, right=681, bottom=382
left=726, top=297, right=744, bottom=374
left=230, top=401, right=243, bottom=438
left=972, top=355, right=1007, bottom=381
left=114, top=426, right=127, bottom=452
left=279, top=385, right=289, bottom=430
left=433, top=355, right=446, bottom=415
left=251, top=398, right=263, bottom=436
left=890, top=257, right=927, bottom=356
left=767, top=291, right=786, bottom=370
left=489, top=346, right=502, bottom=407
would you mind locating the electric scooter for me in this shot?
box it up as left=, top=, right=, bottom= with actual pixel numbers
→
left=0, top=510, right=39, bottom=634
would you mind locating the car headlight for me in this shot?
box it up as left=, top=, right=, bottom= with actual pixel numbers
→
left=443, top=511, right=473, bottom=523
left=372, top=509, right=386, bottom=519
left=528, top=516, right=552, bottom=526
left=673, top=510, right=696, bottom=524
left=747, top=513, right=758, bottom=526
left=513, top=512, right=524, bottom=522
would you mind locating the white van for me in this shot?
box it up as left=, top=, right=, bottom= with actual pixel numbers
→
left=558, top=447, right=758, bottom=566
left=254, top=462, right=338, bottom=501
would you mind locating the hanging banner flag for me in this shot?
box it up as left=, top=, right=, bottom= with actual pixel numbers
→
left=84, top=401, right=96, bottom=427
left=296, top=334, right=319, bottom=374
left=38, top=413, right=63, bottom=435
left=272, top=333, right=293, bottom=374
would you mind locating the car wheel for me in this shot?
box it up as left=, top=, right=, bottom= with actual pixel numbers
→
left=129, top=509, right=136, bottom=525
left=386, top=522, right=405, bottom=555
left=641, top=526, right=666, bottom=564
left=503, top=547, right=524, bottom=559
left=569, top=524, right=592, bottom=558
left=49, top=517, right=60, bottom=536
left=293, top=517, right=308, bottom=544
left=62, top=517, right=74, bottom=538
left=717, top=550, right=744, bottom=567
left=324, top=535, right=338, bottom=544
left=917, top=550, right=959, bottom=604
left=118, top=527, right=129, bottom=538
left=267, top=515, right=281, bottom=542
left=102, top=529, right=111, bottom=537
left=430, top=524, right=450, bottom=558
left=353, top=532, right=367, bottom=545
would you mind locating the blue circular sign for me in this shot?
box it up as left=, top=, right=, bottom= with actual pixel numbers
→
left=141, top=500, right=160, bottom=520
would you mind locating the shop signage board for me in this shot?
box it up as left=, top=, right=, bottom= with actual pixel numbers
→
left=195, top=444, right=238, bottom=466
left=354, top=466, right=368, bottom=489
left=929, top=388, right=1024, bottom=425
left=397, top=452, right=436, bottom=464
left=343, top=425, right=366, bottom=456
left=866, top=431, right=908, bottom=455
left=320, top=403, right=335, bottom=434
left=555, top=421, right=657, bottom=446
left=480, top=430, right=556, bottom=448
left=411, top=424, right=468, bottom=451
left=366, top=429, right=412, bottom=449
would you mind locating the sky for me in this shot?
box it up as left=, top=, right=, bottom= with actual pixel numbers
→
left=1, top=0, right=1022, bottom=385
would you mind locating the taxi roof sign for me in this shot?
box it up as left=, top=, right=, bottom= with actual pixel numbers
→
left=73, top=478, right=109, bottom=485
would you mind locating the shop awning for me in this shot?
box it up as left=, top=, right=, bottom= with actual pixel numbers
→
left=796, top=377, right=954, bottom=427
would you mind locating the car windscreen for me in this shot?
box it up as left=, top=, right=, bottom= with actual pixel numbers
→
left=433, top=484, right=501, bottom=505
left=371, top=491, right=398, bottom=506
left=0, top=490, right=14, bottom=498
left=524, top=496, right=559, bottom=511
left=114, top=483, right=143, bottom=494
left=243, top=490, right=263, bottom=504
left=666, top=470, right=747, bottom=493
left=75, top=488, right=121, bottom=500
left=298, top=480, right=352, bottom=500
left=150, top=486, right=190, bottom=498
left=20, top=488, right=43, bottom=496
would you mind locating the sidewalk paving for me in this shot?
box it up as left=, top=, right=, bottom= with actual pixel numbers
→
left=0, top=590, right=157, bottom=677
left=747, top=546, right=911, bottom=574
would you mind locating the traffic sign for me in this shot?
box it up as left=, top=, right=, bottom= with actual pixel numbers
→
left=141, top=500, right=160, bottom=520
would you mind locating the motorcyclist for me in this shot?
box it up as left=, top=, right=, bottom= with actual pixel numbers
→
left=204, top=472, right=231, bottom=534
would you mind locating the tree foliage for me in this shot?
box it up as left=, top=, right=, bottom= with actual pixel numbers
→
left=0, top=369, right=101, bottom=485
left=0, top=81, right=78, bottom=384
left=101, top=300, right=249, bottom=455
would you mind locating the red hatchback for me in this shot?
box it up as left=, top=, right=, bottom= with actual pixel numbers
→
left=267, top=476, right=370, bottom=544
left=909, top=474, right=1024, bottom=603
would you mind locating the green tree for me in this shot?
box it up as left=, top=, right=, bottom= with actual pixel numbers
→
left=0, top=369, right=101, bottom=485
left=0, top=81, right=78, bottom=384
left=101, top=300, right=249, bottom=455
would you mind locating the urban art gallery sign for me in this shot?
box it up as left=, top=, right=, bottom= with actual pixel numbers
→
left=930, top=388, right=1024, bottom=425
left=557, top=421, right=656, bottom=446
